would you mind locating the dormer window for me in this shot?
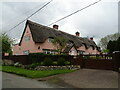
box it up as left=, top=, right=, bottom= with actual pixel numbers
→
left=48, top=38, right=54, bottom=43
left=24, top=36, right=30, bottom=41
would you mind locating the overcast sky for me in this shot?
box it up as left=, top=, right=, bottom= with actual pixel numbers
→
left=0, top=0, right=119, bottom=44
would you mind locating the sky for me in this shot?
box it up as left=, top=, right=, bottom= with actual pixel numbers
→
left=0, top=0, right=119, bottom=44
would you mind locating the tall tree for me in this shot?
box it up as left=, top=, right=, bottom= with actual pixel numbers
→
left=107, top=37, right=120, bottom=53
left=99, top=33, right=120, bottom=51
left=0, top=33, right=13, bottom=54
left=52, top=36, right=68, bottom=54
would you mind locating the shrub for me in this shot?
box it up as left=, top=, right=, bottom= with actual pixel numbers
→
left=53, top=61, right=57, bottom=66
left=40, top=62, right=44, bottom=66
left=57, top=57, right=65, bottom=66
left=43, top=57, right=53, bottom=66
left=14, top=62, right=22, bottom=67
left=29, top=62, right=41, bottom=69
left=29, top=53, right=46, bottom=63
left=65, top=61, right=71, bottom=65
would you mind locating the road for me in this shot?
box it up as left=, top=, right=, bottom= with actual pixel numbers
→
left=2, top=72, right=63, bottom=88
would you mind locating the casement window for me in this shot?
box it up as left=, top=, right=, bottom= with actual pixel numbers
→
left=24, top=36, right=30, bottom=41
left=78, top=50, right=85, bottom=55
left=43, top=49, right=56, bottom=55
left=23, top=50, right=29, bottom=55
left=48, top=38, right=54, bottom=43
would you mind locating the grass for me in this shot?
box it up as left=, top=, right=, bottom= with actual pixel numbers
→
left=1, top=66, right=75, bottom=78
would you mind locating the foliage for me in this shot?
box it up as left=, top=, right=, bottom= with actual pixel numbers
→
left=0, top=33, right=13, bottom=54
left=65, top=61, right=71, bottom=65
left=53, top=61, right=58, bottom=66
left=52, top=36, right=68, bottom=54
left=107, top=37, right=120, bottom=53
left=29, top=62, right=41, bottom=69
left=99, top=33, right=120, bottom=51
left=102, top=49, right=109, bottom=53
left=43, top=57, right=53, bottom=66
left=14, top=62, right=22, bottom=67
left=29, top=53, right=70, bottom=64
left=29, top=53, right=45, bottom=63
left=57, top=57, right=66, bottom=66
left=1, top=66, right=75, bottom=78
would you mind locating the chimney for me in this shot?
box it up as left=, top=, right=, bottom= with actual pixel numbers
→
left=75, top=32, right=80, bottom=37
left=90, top=37, right=93, bottom=40
left=53, top=25, right=59, bottom=29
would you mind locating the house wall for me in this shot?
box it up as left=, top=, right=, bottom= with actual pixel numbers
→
left=77, top=45, right=86, bottom=52
left=13, top=25, right=57, bottom=55
left=77, top=45, right=100, bottom=54
left=69, top=47, right=78, bottom=56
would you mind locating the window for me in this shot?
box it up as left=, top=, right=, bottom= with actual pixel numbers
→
left=24, top=36, right=30, bottom=41
left=71, top=50, right=75, bottom=55
left=38, top=46, right=40, bottom=49
left=78, top=50, right=85, bottom=55
left=43, top=49, right=56, bottom=55
left=48, top=38, right=54, bottom=43
left=23, top=50, right=29, bottom=55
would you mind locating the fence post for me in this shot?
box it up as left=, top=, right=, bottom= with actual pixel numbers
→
left=80, top=54, right=85, bottom=69
left=113, top=52, right=120, bottom=71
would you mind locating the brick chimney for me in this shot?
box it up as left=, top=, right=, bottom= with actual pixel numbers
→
left=90, top=37, right=93, bottom=40
left=53, top=25, right=59, bottom=29
left=75, top=32, right=80, bottom=37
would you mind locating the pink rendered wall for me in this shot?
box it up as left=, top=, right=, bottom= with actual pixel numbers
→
left=69, top=47, right=78, bottom=56
left=13, top=25, right=57, bottom=55
left=77, top=45, right=87, bottom=52
left=77, top=45, right=100, bottom=54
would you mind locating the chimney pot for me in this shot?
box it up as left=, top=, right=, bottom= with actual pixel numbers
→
left=75, top=32, right=80, bottom=37
left=53, top=25, right=59, bottom=29
left=90, top=37, right=93, bottom=40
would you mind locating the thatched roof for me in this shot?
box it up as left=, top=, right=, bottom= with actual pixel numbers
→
left=19, top=20, right=100, bottom=51
left=63, top=43, right=76, bottom=53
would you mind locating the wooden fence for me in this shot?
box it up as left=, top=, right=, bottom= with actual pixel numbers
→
left=2, top=52, right=120, bottom=71
left=81, top=54, right=114, bottom=70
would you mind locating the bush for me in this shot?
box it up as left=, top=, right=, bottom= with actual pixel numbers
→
left=43, top=57, right=53, bottom=66
left=40, top=62, right=44, bottom=66
left=57, top=57, right=65, bottom=66
left=29, top=62, right=41, bottom=69
left=14, top=62, right=22, bottom=67
left=65, top=61, right=71, bottom=65
left=29, top=53, right=46, bottom=63
left=53, top=61, right=57, bottom=66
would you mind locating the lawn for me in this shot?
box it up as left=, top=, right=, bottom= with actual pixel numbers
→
left=1, top=66, right=75, bottom=78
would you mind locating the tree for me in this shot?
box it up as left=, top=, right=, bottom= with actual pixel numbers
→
left=52, top=36, right=68, bottom=54
left=99, top=33, right=120, bottom=51
left=107, top=37, right=120, bottom=53
left=0, top=33, right=13, bottom=54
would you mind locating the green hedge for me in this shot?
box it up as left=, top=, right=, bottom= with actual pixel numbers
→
left=29, top=53, right=72, bottom=66
left=43, top=57, right=53, bottom=66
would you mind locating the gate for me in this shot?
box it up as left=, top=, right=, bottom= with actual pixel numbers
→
left=74, top=52, right=120, bottom=71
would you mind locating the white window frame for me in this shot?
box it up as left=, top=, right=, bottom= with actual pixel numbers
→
left=43, top=49, right=56, bottom=55
left=23, top=50, right=29, bottom=55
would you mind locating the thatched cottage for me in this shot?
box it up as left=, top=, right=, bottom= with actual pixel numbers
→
left=13, top=20, right=101, bottom=55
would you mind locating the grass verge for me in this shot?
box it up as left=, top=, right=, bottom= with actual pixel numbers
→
left=1, top=66, right=75, bottom=78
